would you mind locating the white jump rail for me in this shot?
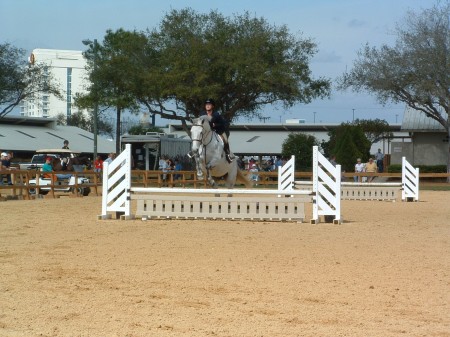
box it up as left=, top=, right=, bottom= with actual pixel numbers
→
left=282, top=155, right=419, bottom=202
left=131, top=188, right=312, bottom=222
left=100, top=144, right=313, bottom=222
left=294, top=181, right=403, bottom=201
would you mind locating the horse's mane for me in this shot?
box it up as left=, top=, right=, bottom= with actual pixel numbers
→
left=193, top=115, right=212, bottom=130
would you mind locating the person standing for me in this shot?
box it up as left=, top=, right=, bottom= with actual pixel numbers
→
left=103, top=153, right=115, bottom=165
left=94, top=155, right=103, bottom=180
left=354, top=158, right=365, bottom=182
left=365, top=157, right=378, bottom=182
left=375, top=148, right=384, bottom=173
left=0, top=152, right=6, bottom=185
left=1, top=152, right=12, bottom=185
left=201, top=98, right=234, bottom=162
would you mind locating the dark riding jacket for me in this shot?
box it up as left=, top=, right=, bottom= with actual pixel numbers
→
left=201, top=111, right=230, bottom=136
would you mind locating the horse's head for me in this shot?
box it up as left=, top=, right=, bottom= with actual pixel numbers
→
left=51, top=158, right=62, bottom=171
left=72, top=156, right=92, bottom=170
left=190, top=116, right=210, bottom=153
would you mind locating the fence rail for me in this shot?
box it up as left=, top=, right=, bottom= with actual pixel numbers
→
left=1, top=168, right=449, bottom=200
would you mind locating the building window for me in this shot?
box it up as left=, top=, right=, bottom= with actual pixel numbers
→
left=67, top=68, right=72, bottom=118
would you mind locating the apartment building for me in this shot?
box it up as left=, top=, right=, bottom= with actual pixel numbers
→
left=21, top=49, right=88, bottom=119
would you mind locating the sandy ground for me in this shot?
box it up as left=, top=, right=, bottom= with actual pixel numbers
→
left=0, top=191, right=449, bottom=337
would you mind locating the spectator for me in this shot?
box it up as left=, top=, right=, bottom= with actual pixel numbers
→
left=94, top=155, right=103, bottom=179
left=167, top=158, right=175, bottom=171
left=365, top=157, right=378, bottom=182
left=249, top=162, right=259, bottom=183
left=159, top=156, right=169, bottom=184
left=174, top=159, right=182, bottom=180
left=248, top=158, right=256, bottom=171
left=275, top=156, right=283, bottom=168
left=354, top=158, right=365, bottom=182
left=103, top=153, right=115, bottom=165
left=62, top=140, right=70, bottom=149
left=0, top=152, right=6, bottom=185
left=329, top=155, right=337, bottom=167
left=375, top=148, right=385, bottom=173
left=1, top=152, right=12, bottom=185
left=237, top=156, right=245, bottom=170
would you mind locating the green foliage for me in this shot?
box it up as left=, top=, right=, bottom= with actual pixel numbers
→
left=388, top=164, right=447, bottom=173
left=325, top=123, right=371, bottom=171
left=75, top=30, right=146, bottom=152
left=128, top=124, right=164, bottom=135
left=0, top=43, right=61, bottom=118
left=355, top=118, right=393, bottom=144
left=337, top=2, right=450, bottom=174
left=55, top=111, right=114, bottom=138
left=281, top=133, right=319, bottom=171
left=85, top=8, right=330, bottom=135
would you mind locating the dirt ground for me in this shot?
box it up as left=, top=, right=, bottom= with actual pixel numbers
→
left=0, top=191, right=449, bottom=337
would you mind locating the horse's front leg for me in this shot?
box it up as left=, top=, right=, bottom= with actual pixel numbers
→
left=193, top=154, right=205, bottom=180
left=206, top=168, right=217, bottom=188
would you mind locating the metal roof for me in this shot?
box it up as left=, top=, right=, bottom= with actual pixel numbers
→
left=0, top=116, right=115, bottom=154
left=401, top=106, right=446, bottom=132
left=167, top=122, right=404, bottom=156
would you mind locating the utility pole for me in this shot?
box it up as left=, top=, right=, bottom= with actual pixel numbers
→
left=352, top=108, right=355, bottom=122
left=82, top=38, right=98, bottom=160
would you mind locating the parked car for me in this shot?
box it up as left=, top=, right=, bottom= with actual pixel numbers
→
left=28, top=175, right=91, bottom=196
left=24, top=149, right=91, bottom=196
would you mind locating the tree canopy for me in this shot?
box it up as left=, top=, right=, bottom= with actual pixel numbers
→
left=338, top=1, right=450, bottom=171
left=322, top=123, right=371, bottom=171
left=281, top=133, right=319, bottom=171
left=0, top=43, right=61, bottom=118
left=82, top=8, right=330, bottom=136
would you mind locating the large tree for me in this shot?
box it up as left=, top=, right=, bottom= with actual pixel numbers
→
left=281, top=133, right=319, bottom=171
left=338, top=2, right=450, bottom=173
left=322, top=123, right=371, bottom=172
left=0, top=43, right=61, bottom=118
left=75, top=29, right=144, bottom=153
left=94, top=9, right=330, bottom=135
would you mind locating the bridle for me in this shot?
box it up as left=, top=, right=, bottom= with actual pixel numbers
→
left=191, top=119, right=213, bottom=147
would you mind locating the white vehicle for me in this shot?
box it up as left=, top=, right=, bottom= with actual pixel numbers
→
left=28, top=175, right=91, bottom=196
left=19, top=149, right=81, bottom=170
left=27, top=149, right=91, bottom=196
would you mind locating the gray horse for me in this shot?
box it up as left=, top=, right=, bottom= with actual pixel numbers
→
left=190, top=115, right=251, bottom=188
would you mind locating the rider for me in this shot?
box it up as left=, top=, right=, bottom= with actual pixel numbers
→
left=202, top=98, right=235, bottom=163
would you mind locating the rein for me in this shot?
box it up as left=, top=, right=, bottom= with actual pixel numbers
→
left=191, top=122, right=213, bottom=147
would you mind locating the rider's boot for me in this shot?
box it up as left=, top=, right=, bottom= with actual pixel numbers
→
left=223, top=142, right=235, bottom=163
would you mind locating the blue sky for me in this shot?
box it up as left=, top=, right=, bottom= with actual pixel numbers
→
left=1, top=0, right=432, bottom=124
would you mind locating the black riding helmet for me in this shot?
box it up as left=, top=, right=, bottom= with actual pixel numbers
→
left=205, top=98, right=215, bottom=106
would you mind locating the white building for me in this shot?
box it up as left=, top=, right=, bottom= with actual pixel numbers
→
left=21, top=49, right=88, bottom=119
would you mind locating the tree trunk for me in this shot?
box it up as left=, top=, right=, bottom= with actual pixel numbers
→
left=447, top=126, right=450, bottom=183
left=116, top=107, right=122, bottom=154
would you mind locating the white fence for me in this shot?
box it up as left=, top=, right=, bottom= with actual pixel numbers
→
left=402, top=157, right=420, bottom=201
left=277, top=147, right=341, bottom=224
left=100, top=144, right=132, bottom=219
left=100, top=144, right=313, bottom=222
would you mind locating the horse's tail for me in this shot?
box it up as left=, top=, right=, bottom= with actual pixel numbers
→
left=236, top=168, right=253, bottom=188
